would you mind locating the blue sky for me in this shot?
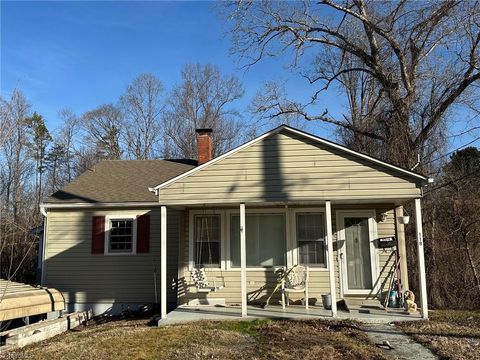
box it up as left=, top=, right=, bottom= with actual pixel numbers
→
left=1, top=1, right=478, bottom=152
left=1, top=1, right=339, bottom=134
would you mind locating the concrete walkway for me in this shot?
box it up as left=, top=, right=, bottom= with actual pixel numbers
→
left=363, top=323, right=438, bottom=360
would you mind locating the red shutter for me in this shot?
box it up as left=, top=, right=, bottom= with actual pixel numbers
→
left=137, top=214, right=150, bottom=253
left=91, top=216, right=105, bottom=254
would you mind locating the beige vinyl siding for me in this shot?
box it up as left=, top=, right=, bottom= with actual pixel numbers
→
left=376, top=208, right=397, bottom=297
left=159, top=130, right=421, bottom=205
left=178, top=204, right=398, bottom=305
left=44, top=207, right=180, bottom=307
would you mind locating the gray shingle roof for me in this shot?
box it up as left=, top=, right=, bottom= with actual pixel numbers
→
left=44, top=160, right=195, bottom=204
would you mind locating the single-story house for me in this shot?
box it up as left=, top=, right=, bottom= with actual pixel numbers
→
left=39, top=125, right=430, bottom=319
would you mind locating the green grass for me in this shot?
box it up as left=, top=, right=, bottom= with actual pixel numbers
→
left=396, top=310, right=480, bottom=360
left=2, top=318, right=388, bottom=360
left=216, top=319, right=270, bottom=337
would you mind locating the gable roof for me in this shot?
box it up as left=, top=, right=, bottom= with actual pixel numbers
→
left=153, top=125, right=428, bottom=191
left=44, top=160, right=195, bottom=205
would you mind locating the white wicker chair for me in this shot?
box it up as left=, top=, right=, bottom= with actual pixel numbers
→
left=281, top=265, right=309, bottom=310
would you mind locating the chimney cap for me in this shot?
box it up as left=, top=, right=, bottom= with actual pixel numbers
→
left=195, top=128, right=213, bottom=134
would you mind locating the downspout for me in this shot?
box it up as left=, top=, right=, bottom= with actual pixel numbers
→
left=39, top=205, right=48, bottom=285
left=148, top=186, right=161, bottom=312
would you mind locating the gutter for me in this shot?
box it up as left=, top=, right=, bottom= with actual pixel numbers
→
left=148, top=187, right=159, bottom=196
left=40, top=201, right=161, bottom=209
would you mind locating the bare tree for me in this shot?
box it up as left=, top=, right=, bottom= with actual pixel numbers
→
left=120, top=73, right=164, bottom=160
left=82, top=104, right=123, bottom=160
left=57, top=108, right=80, bottom=183
left=421, top=147, right=480, bottom=308
left=0, top=96, right=15, bottom=149
left=0, top=90, right=33, bottom=221
left=330, top=51, right=386, bottom=157
left=74, top=147, right=102, bottom=176
left=44, top=142, right=67, bottom=194
left=227, top=0, right=480, bottom=169
left=0, top=90, right=39, bottom=286
left=163, top=63, right=244, bottom=158
left=0, top=93, right=17, bottom=209
left=248, top=80, right=307, bottom=138
left=0, top=214, right=39, bottom=285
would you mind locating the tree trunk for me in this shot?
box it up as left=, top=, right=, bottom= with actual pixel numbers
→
left=464, top=234, right=480, bottom=294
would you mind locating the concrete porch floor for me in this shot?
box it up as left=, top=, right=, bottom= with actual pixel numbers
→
left=158, top=303, right=422, bottom=326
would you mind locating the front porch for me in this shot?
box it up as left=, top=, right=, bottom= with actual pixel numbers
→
left=159, top=199, right=428, bottom=321
left=159, top=303, right=422, bottom=326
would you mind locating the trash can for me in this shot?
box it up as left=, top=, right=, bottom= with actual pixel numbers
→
left=322, top=294, right=332, bottom=310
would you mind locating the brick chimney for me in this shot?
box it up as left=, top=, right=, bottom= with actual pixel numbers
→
left=196, top=128, right=213, bottom=165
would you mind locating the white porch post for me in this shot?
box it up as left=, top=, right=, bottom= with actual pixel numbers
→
left=325, top=200, right=337, bottom=316
left=160, top=205, right=167, bottom=319
left=415, top=198, right=428, bottom=319
left=240, top=203, right=247, bottom=317
left=395, top=206, right=409, bottom=291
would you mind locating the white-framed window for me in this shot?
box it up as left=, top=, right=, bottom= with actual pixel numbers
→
left=193, top=214, right=221, bottom=267
left=105, top=215, right=137, bottom=255
left=296, top=212, right=326, bottom=267
left=229, top=213, right=286, bottom=268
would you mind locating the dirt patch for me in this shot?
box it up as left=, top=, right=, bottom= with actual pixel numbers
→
left=260, top=320, right=388, bottom=360
left=2, top=318, right=389, bottom=360
left=396, top=310, right=480, bottom=360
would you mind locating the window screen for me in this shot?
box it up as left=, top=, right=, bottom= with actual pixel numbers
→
left=109, top=219, right=133, bottom=253
left=297, top=213, right=326, bottom=266
left=230, top=213, right=286, bottom=267
left=194, top=215, right=220, bottom=267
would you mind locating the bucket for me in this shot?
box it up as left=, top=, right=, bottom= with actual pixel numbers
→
left=388, top=290, right=398, bottom=308
left=322, top=294, right=332, bottom=310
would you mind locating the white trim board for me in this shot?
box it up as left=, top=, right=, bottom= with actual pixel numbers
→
left=153, top=125, right=429, bottom=192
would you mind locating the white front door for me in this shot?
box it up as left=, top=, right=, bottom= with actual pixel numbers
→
left=337, top=211, right=378, bottom=295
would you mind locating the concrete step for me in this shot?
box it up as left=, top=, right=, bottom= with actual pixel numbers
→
left=343, top=298, right=386, bottom=314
